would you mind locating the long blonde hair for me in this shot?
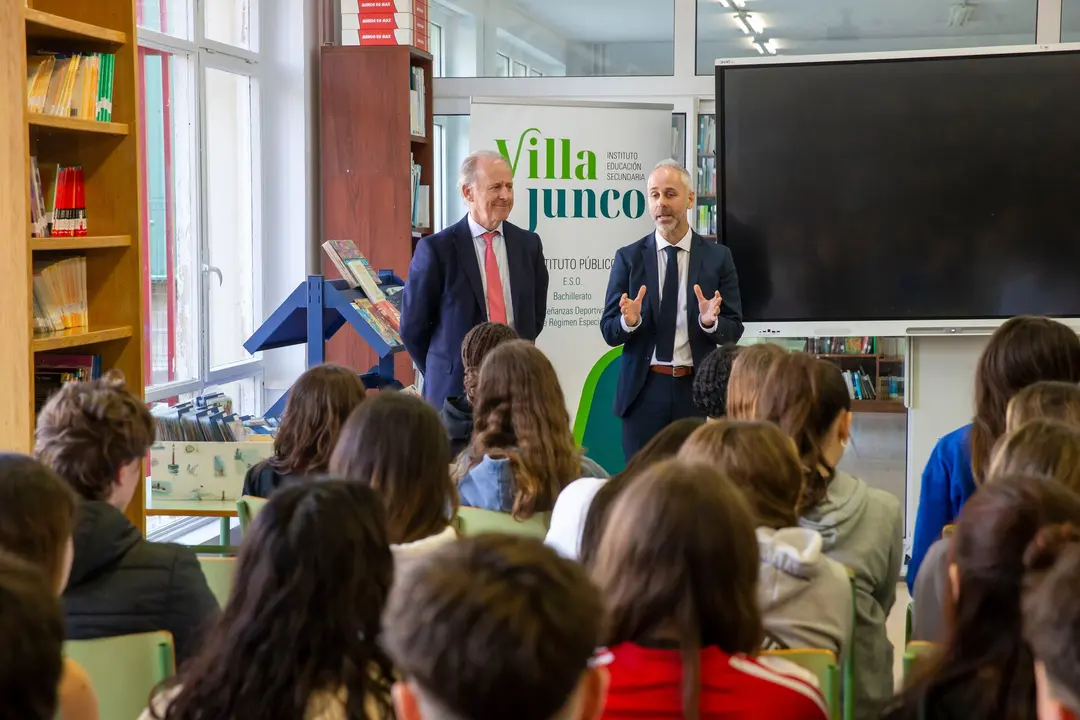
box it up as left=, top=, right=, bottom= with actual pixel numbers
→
left=455, top=341, right=579, bottom=519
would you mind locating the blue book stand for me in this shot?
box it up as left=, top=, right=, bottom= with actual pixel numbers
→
left=243, top=272, right=407, bottom=418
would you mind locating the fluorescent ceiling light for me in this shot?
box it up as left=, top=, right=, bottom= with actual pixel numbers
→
left=745, top=13, right=765, bottom=34
left=753, top=40, right=765, bottom=54
left=764, top=38, right=778, bottom=54
left=717, top=0, right=730, bottom=6
left=732, top=0, right=745, bottom=6
left=733, top=15, right=752, bottom=34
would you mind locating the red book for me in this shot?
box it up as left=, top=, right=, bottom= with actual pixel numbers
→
left=55, top=167, right=68, bottom=237
left=76, top=166, right=86, bottom=236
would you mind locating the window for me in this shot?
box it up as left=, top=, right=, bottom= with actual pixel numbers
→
left=511, top=60, right=527, bottom=77
left=1064, top=0, right=1080, bottom=39
left=430, top=21, right=444, bottom=77
left=138, top=1, right=264, bottom=407
left=696, top=0, right=1039, bottom=73
left=430, top=0, right=674, bottom=77
left=528, top=68, right=543, bottom=77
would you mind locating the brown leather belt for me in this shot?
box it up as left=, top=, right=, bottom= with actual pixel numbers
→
left=651, top=365, right=694, bottom=378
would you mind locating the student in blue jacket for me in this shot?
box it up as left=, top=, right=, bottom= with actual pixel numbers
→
left=907, top=315, right=1080, bottom=591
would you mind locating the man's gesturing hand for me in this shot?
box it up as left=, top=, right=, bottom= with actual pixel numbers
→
left=695, top=284, right=722, bottom=328
left=620, top=286, right=647, bottom=327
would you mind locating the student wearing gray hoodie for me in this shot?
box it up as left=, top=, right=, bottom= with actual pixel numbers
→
left=679, top=420, right=854, bottom=659
left=754, top=353, right=904, bottom=720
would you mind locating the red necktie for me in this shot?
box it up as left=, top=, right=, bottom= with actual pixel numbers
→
left=482, top=231, right=508, bottom=324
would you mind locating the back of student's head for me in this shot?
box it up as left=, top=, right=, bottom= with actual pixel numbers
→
left=0, top=454, right=75, bottom=593
left=692, top=343, right=740, bottom=418
left=468, top=340, right=578, bottom=518
left=988, top=419, right=1080, bottom=492
left=971, top=316, right=1080, bottom=484
left=34, top=371, right=154, bottom=502
left=0, top=551, right=65, bottom=720
left=1006, top=381, right=1080, bottom=434
left=329, top=392, right=457, bottom=544
left=461, top=322, right=518, bottom=407
left=754, top=353, right=852, bottom=509
left=383, top=534, right=604, bottom=720
left=157, top=480, right=395, bottom=720
left=1022, top=524, right=1080, bottom=719
left=679, top=420, right=803, bottom=529
left=270, top=364, right=367, bottom=476
left=591, top=459, right=761, bottom=719
left=578, top=417, right=705, bottom=569
left=725, top=342, right=787, bottom=420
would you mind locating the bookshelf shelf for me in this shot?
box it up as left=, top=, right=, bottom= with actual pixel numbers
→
left=815, top=353, right=879, bottom=359
left=30, top=234, right=131, bottom=251
left=32, top=325, right=134, bottom=352
left=24, top=8, right=127, bottom=45
left=410, top=134, right=429, bottom=144
left=852, top=399, right=906, bottom=414
left=28, top=113, right=129, bottom=136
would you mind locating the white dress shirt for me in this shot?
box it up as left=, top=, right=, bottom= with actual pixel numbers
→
left=468, top=215, right=515, bottom=330
left=622, top=228, right=717, bottom=366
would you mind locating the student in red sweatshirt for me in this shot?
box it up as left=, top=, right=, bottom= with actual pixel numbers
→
left=590, top=458, right=828, bottom=720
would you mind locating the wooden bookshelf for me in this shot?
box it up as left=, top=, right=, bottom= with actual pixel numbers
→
left=810, top=339, right=907, bottom=414
left=4, top=0, right=146, bottom=529
left=321, top=45, right=434, bottom=385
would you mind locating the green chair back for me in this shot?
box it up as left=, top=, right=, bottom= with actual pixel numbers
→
left=198, top=556, right=237, bottom=608
left=903, top=641, right=939, bottom=680
left=453, top=507, right=551, bottom=539
left=905, top=600, right=914, bottom=646
left=236, top=495, right=269, bottom=531
left=843, top=569, right=857, bottom=720
left=64, top=631, right=174, bottom=720
left=761, top=649, right=840, bottom=720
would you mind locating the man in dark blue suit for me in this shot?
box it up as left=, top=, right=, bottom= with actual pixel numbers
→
left=401, top=150, right=549, bottom=411
left=601, top=160, right=743, bottom=459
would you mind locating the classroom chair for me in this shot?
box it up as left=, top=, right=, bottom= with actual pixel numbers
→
left=64, top=631, right=175, bottom=720
left=762, top=648, right=840, bottom=720
left=198, top=556, right=237, bottom=608
left=843, top=569, right=857, bottom=720
left=452, top=507, right=551, bottom=539
left=905, top=601, right=914, bottom=645
left=903, top=641, right=940, bottom=680
left=236, top=495, right=269, bottom=531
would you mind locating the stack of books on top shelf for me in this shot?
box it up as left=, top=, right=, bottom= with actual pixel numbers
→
left=32, top=257, right=87, bottom=335
left=410, top=154, right=430, bottom=228
left=806, top=336, right=877, bottom=355
left=341, top=0, right=430, bottom=52
left=322, top=239, right=404, bottom=349
left=34, top=353, right=102, bottom=413
left=26, top=52, right=116, bottom=122
left=30, top=159, right=88, bottom=238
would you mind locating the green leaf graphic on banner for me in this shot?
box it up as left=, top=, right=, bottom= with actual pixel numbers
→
left=573, top=346, right=626, bottom=475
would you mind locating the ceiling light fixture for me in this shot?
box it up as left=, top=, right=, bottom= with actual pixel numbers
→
left=717, top=0, right=730, bottom=6
left=745, top=13, right=765, bottom=34
left=763, top=38, right=778, bottom=54
left=733, top=14, right=752, bottom=34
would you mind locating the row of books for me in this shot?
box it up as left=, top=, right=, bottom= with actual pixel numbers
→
left=880, top=374, right=905, bottom=401
left=696, top=155, right=717, bottom=196
left=340, top=0, right=431, bottom=51
left=27, top=52, right=116, bottom=122
left=150, top=391, right=276, bottom=443
left=30, top=159, right=87, bottom=238
left=697, top=114, right=716, bottom=156
left=806, top=336, right=879, bottom=355
left=695, top=204, right=718, bottom=237
left=410, top=154, right=430, bottom=228
left=841, top=368, right=878, bottom=401
left=321, top=239, right=404, bottom=347
left=34, top=353, right=101, bottom=414
left=409, top=64, right=426, bottom=137
left=33, top=256, right=87, bottom=334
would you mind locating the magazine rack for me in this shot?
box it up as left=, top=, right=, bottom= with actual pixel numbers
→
left=244, top=272, right=406, bottom=417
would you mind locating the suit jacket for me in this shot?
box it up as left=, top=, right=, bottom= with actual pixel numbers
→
left=400, top=215, right=549, bottom=409
left=600, top=231, right=743, bottom=417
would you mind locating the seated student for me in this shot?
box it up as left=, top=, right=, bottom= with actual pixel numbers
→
left=34, top=373, right=219, bottom=666
left=243, top=363, right=367, bottom=498
left=441, top=322, right=518, bottom=457
left=754, top=353, right=903, bottom=720
left=546, top=418, right=704, bottom=563
left=724, top=341, right=787, bottom=420
left=882, top=477, right=1080, bottom=720
left=454, top=341, right=607, bottom=518
left=330, top=392, right=458, bottom=575
left=909, top=316, right=1080, bottom=592
left=0, top=455, right=98, bottom=720
left=141, top=481, right=397, bottom=720
left=0, top=551, right=67, bottom=720
left=679, top=421, right=852, bottom=658
left=1006, top=380, right=1080, bottom=431
left=692, top=343, right=740, bottom=419
left=592, top=459, right=828, bottom=720
left=383, top=534, right=607, bottom=720
left=912, top=418, right=1080, bottom=643
left=1021, top=524, right=1080, bottom=720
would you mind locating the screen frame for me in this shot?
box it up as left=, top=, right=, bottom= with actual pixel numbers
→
left=715, top=42, right=1080, bottom=338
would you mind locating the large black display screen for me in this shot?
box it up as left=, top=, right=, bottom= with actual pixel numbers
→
left=717, top=51, right=1080, bottom=323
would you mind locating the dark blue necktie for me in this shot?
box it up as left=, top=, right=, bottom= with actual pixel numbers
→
left=655, top=245, right=680, bottom=363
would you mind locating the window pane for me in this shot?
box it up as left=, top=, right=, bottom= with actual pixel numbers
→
left=696, top=0, right=1038, bottom=73
left=671, top=113, right=686, bottom=167
left=205, top=0, right=256, bottom=51
left=431, top=22, right=444, bottom=77
left=139, top=48, right=200, bottom=388
left=1063, top=0, right=1080, bottom=40
left=511, top=60, right=527, bottom=77
left=432, top=0, right=674, bottom=77
left=204, top=68, right=257, bottom=370
left=137, top=0, right=192, bottom=40
left=434, top=115, right=471, bottom=230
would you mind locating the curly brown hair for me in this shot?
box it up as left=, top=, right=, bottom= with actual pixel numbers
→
left=726, top=342, right=787, bottom=420
left=456, top=341, right=579, bottom=520
left=269, top=364, right=367, bottom=476
left=34, top=371, right=154, bottom=501
left=461, top=323, right=518, bottom=407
